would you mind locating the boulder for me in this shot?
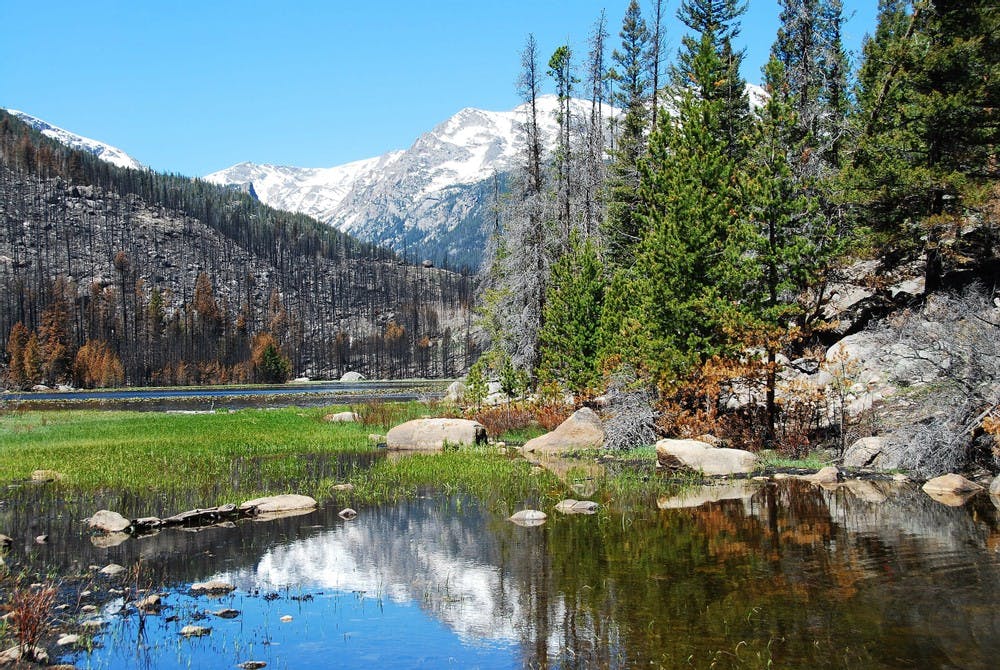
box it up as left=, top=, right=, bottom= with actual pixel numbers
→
left=331, top=483, right=354, bottom=492
left=922, top=473, right=983, bottom=495
left=239, top=494, right=317, bottom=514
left=99, top=563, right=126, bottom=577
left=340, top=371, right=365, bottom=382
left=190, top=580, right=236, bottom=594
left=0, top=644, right=48, bottom=664
left=553, top=499, right=599, bottom=515
left=385, top=418, right=486, bottom=450
left=509, top=510, right=547, bottom=527
left=324, top=411, right=359, bottom=423
left=655, top=439, right=757, bottom=476
left=135, top=594, right=162, bottom=613
left=522, top=408, right=604, bottom=454
left=843, top=436, right=886, bottom=468
left=87, top=509, right=131, bottom=533
left=807, top=466, right=842, bottom=485
left=445, top=380, right=467, bottom=403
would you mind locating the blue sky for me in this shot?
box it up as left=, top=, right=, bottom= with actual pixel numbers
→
left=1, top=1, right=875, bottom=177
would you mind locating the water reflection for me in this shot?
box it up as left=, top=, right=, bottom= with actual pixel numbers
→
left=4, top=479, right=1000, bottom=668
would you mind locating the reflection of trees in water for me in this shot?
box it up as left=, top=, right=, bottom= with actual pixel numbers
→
left=6, top=482, right=1000, bottom=668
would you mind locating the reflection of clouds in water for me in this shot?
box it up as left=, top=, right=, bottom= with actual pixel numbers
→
left=214, top=502, right=570, bottom=649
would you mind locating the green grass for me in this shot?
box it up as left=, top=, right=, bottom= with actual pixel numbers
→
left=0, top=406, right=384, bottom=502
left=757, top=450, right=831, bottom=471
left=0, top=403, right=691, bottom=510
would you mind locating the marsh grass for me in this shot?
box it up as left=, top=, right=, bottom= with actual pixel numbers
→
left=0, top=406, right=378, bottom=502
left=341, top=446, right=561, bottom=511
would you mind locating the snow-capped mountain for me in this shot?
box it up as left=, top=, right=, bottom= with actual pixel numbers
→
left=206, top=95, right=606, bottom=268
left=5, top=109, right=143, bottom=170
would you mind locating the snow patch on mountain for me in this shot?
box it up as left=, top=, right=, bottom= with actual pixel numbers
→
left=4, top=109, right=143, bottom=170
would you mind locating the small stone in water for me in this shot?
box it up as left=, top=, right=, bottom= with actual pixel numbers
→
left=180, top=625, right=211, bottom=637
left=56, top=634, right=80, bottom=647
left=214, top=608, right=240, bottom=619
left=338, top=508, right=358, bottom=520
left=238, top=662, right=267, bottom=669
left=280, top=615, right=293, bottom=622
left=99, top=563, right=125, bottom=577
left=191, top=580, right=236, bottom=594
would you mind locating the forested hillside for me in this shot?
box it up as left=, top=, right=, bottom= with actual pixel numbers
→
left=478, top=0, right=998, bottom=467
left=0, top=111, right=478, bottom=388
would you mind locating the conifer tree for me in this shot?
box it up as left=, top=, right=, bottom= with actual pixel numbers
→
left=672, top=0, right=750, bottom=159
left=847, top=0, right=999, bottom=289
left=616, top=33, right=747, bottom=387
left=537, top=235, right=605, bottom=394
left=603, top=0, right=651, bottom=266
left=741, top=57, right=840, bottom=444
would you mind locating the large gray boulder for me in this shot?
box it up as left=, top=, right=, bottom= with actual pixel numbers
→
left=655, top=439, right=757, bottom=476
left=87, top=509, right=131, bottom=533
left=522, top=408, right=604, bottom=454
left=386, top=418, right=486, bottom=450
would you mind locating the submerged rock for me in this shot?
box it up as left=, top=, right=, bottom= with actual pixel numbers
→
left=554, top=499, right=599, bottom=514
left=135, top=594, right=162, bottom=613
left=807, top=466, right=842, bottom=485
left=655, top=439, right=757, bottom=476
left=190, top=580, right=235, bottom=594
left=239, top=495, right=317, bottom=515
left=509, top=510, right=547, bottom=526
left=386, top=418, right=486, bottom=450
left=99, top=563, right=126, bottom=577
left=180, top=625, right=211, bottom=637
left=522, top=408, right=604, bottom=454
left=87, top=509, right=131, bottom=533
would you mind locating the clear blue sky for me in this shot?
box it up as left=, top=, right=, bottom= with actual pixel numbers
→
left=1, top=1, right=875, bottom=177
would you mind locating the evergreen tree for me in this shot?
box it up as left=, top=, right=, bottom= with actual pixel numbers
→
left=603, top=0, right=652, bottom=267
left=672, top=0, right=750, bottom=159
left=741, top=58, right=840, bottom=444
left=847, top=0, right=999, bottom=289
left=537, top=235, right=605, bottom=394
left=615, top=33, right=747, bottom=387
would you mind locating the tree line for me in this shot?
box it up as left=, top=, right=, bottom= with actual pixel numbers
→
left=478, top=0, right=998, bottom=449
left=0, top=111, right=480, bottom=388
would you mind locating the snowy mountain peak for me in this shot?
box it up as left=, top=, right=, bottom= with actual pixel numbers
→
left=4, top=109, right=143, bottom=170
